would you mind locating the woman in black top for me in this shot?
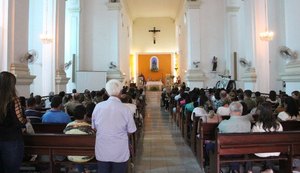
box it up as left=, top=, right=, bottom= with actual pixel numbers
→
left=0, top=71, right=27, bottom=173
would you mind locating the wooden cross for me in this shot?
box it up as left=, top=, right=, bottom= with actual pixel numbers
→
left=149, top=27, right=160, bottom=44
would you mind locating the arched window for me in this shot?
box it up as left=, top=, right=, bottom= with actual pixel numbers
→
left=150, top=56, right=159, bottom=72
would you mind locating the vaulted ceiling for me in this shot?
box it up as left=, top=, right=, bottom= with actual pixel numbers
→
left=125, top=0, right=182, bottom=20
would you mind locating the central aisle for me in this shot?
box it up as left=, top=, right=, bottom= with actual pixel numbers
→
left=134, top=91, right=203, bottom=173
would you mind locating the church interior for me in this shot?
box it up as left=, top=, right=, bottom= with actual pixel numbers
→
left=1, top=0, right=300, bottom=173
left=1, top=0, right=300, bottom=96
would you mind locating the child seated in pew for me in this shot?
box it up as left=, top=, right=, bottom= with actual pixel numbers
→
left=64, top=104, right=96, bottom=173
left=247, top=102, right=283, bottom=173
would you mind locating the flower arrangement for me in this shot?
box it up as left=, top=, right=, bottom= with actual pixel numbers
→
left=151, top=66, right=159, bottom=72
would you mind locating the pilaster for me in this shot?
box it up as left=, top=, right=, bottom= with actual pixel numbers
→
left=7, top=0, right=35, bottom=97
left=225, top=0, right=241, bottom=76
left=10, top=63, right=35, bottom=97
left=55, top=68, right=70, bottom=93
left=184, top=0, right=205, bottom=87
left=54, top=0, right=69, bottom=92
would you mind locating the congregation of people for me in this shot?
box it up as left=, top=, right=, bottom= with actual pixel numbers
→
left=0, top=71, right=145, bottom=173
left=161, top=83, right=300, bottom=173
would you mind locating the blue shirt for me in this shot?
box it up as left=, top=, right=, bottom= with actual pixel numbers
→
left=42, top=109, right=71, bottom=123
left=92, top=96, right=137, bottom=162
left=218, top=115, right=251, bottom=133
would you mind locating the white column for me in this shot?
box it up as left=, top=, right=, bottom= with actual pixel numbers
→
left=0, top=0, right=8, bottom=71
left=184, top=0, right=205, bottom=88
left=7, top=0, right=35, bottom=97
left=239, top=0, right=257, bottom=91
left=54, top=0, right=69, bottom=93
left=106, top=1, right=124, bottom=82
left=65, top=0, right=80, bottom=92
left=253, top=0, right=270, bottom=93
left=41, top=0, right=55, bottom=96
left=225, top=0, right=240, bottom=79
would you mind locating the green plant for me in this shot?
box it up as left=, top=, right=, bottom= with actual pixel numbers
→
left=149, top=86, right=159, bottom=91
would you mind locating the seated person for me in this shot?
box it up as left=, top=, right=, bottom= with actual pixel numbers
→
left=216, top=99, right=231, bottom=116
left=84, top=102, right=96, bottom=124
left=64, top=104, right=96, bottom=173
left=64, top=93, right=82, bottom=117
left=278, top=96, right=300, bottom=121
left=266, top=90, right=280, bottom=112
left=218, top=102, right=251, bottom=173
left=25, top=97, right=43, bottom=123
left=247, top=102, right=283, bottom=173
left=42, top=96, right=71, bottom=124
left=191, top=95, right=208, bottom=121
left=120, top=94, right=137, bottom=116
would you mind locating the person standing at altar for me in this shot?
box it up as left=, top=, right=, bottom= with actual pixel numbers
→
left=139, top=73, right=146, bottom=85
left=176, top=76, right=181, bottom=84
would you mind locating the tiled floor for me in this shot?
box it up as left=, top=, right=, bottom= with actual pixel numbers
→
left=134, top=91, right=203, bottom=173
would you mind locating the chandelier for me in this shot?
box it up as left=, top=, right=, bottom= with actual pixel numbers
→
left=40, top=0, right=53, bottom=44
left=40, top=32, right=52, bottom=44
left=259, top=0, right=274, bottom=41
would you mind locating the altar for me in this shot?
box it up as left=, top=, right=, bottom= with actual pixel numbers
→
left=146, top=81, right=163, bottom=91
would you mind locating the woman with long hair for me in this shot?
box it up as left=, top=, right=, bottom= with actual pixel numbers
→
left=278, top=96, right=300, bottom=121
left=0, top=71, right=27, bottom=173
left=248, top=102, right=283, bottom=173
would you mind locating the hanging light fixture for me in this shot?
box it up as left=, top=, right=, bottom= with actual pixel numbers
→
left=259, top=0, right=274, bottom=41
left=40, top=0, right=53, bottom=44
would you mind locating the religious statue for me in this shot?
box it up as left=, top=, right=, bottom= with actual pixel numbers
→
left=150, top=57, right=159, bottom=72
left=212, top=56, right=217, bottom=71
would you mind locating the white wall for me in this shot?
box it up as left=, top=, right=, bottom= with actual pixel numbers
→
left=285, top=0, right=300, bottom=53
left=132, top=17, right=176, bottom=53
left=80, top=0, right=119, bottom=71
left=28, top=0, right=44, bottom=95
left=200, top=0, right=226, bottom=88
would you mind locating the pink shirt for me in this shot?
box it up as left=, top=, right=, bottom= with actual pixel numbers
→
left=92, top=96, right=137, bottom=162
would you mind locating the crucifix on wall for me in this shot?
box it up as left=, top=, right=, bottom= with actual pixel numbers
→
left=149, top=27, right=160, bottom=44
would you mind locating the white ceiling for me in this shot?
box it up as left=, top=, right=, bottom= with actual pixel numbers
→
left=125, top=0, right=183, bottom=20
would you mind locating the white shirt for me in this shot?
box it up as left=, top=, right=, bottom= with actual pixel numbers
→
left=278, top=111, right=300, bottom=121
left=92, top=96, right=137, bottom=162
left=216, top=106, right=230, bottom=116
left=124, top=103, right=137, bottom=116
left=251, top=122, right=283, bottom=157
left=191, top=107, right=207, bottom=121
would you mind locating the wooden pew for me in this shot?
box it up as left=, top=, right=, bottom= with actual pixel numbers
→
left=195, top=118, right=300, bottom=170
left=31, top=123, right=67, bottom=133
left=183, top=110, right=192, bottom=144
left=23, top=134, right=95, bottom=173
left=190, top=114, right=199, bottom=155
left=196, top=120, right=218, bottom=169
left=211, top=130, right=300, bottom=173
left=281, top=121, right=300, bottom=131
left=23, top=133, right=135, bottom=173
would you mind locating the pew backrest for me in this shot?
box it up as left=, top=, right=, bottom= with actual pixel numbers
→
left=213, top=130, right=300, bottom=173
left=31, top=123, right=67, bottom=133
